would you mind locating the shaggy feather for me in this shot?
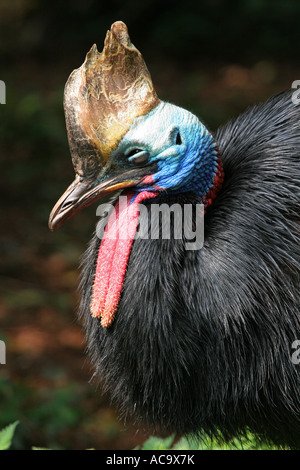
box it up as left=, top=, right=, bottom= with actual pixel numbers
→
left=79, top=89, right=300, bottom=448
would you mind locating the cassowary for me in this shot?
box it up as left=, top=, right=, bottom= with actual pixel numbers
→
left=49, top=22, right=300, bottom=448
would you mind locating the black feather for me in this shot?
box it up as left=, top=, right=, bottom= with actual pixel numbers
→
left=79, top=90, right=300, bottom=448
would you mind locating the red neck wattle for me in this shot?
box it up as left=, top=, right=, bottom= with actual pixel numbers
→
left=91, top=190, right=158, bottom=327
left=202, top=153, right=224, bottom=211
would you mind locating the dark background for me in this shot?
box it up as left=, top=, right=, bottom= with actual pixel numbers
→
left=0, top=0, right=299, bottom=449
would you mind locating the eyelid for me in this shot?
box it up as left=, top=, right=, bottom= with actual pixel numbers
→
left=128, top=150, right=150, bottom=164
left=125, top=147, right=141, bottom=157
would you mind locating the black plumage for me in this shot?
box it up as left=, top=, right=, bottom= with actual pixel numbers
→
left=78, top=90, right=300, bottom=448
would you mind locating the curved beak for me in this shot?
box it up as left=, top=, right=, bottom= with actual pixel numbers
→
left=48, top=166, right=154, bottom=231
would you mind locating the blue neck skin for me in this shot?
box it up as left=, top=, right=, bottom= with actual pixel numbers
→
left=114, top=101, right=219, bottom=201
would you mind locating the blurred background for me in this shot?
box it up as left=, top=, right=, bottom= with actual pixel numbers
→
left=0, top=0, right=299, bottom=450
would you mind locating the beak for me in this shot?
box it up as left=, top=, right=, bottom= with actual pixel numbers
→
left=48, top=166, right=154, bottom=231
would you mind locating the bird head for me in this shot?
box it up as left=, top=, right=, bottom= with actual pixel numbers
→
left=112, top=100, right=221, bottom=196
left=49, top=21, right=223, bottom=231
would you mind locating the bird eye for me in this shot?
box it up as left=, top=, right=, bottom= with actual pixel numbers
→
left=126, top=149, right=142, bottom=158
left=126, top=149, right=150, bottom=166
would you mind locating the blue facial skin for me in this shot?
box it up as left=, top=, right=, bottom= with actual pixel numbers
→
left=113, top=101, right=218, bottom=198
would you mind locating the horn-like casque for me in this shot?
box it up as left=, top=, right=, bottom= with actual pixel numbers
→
left=64, top=21, right=160, bottom=178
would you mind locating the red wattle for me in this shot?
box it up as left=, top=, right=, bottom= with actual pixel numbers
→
left=91, top=189, right=158, bottom=327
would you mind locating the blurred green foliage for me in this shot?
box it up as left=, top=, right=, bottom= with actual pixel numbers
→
left=0, top=376, right=84, bottom=449
left=137, top=433, right=284, bottom=450
left=0, top=421, right=285, bottom=450
left=0, top=0, right=299, bottom=450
